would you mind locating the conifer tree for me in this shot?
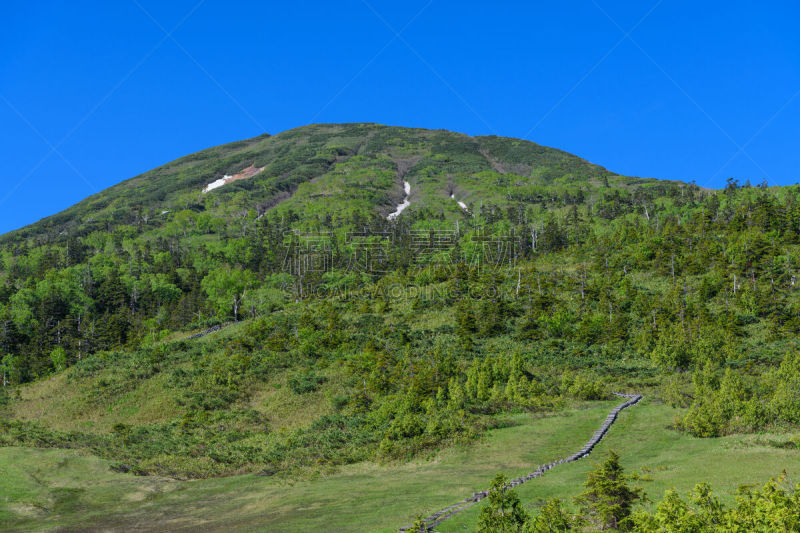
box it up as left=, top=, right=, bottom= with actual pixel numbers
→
left=478, top=474, right=529, bottom=533
left=525, top=499, right=578, bottom=532
left=575, top=451, right=641, bottom=530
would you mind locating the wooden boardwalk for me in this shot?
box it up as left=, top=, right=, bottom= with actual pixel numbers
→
left=399, top=393, right=643, bottom=532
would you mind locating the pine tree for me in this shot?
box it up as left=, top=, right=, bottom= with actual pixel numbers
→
left=504, top=374, right=518, bottom=402
left=575, top=451, right=641, bottom=530
left=447, top=378, right=465, bottom=409
left=525, top=499, right=578, bottom=532
left=477, top=368, right=492, bottom=402
left=478, top=474, right=529, bottom=533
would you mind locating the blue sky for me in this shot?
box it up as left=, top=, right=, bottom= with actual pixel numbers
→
left=2, top=0, right=799, bottom=234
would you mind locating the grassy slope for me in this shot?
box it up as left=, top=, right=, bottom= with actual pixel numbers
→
left=440, top=400, right=800, bottom=532
left=6, top=325, right=244, bottom=434
left=2, top=399, right=798, bottom=532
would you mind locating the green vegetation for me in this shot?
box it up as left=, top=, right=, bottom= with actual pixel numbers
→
left=476, top=450, right=643, bottom=532
left=0, top=403, right=620, bottom=532
left=439, top=402, right=800, bottom=532
left=1, top=401, right=798, bottom=532
left=1, top=123, right=799, bottom=530
left=476, top=449, right=799, bottom=532
left=478, top=474, right=529, bottom=532
left=632, top=477, right=800, bottom=532
left=574, top=451, right=641, bottom=531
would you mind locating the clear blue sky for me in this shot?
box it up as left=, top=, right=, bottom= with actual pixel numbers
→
left=2, top=1, right=799, bottom=234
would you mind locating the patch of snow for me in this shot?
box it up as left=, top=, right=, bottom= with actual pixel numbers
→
left=388, top=181, right=411, bottom=220
left=450, top=193, right=468, bottom=211
left=203, top=176, right=231, bottom=193
left=202, top=166, right=266, bottom=194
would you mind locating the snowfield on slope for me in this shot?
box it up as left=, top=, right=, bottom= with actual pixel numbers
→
left=388, top=181, right=411, bottom=220
left=203, top=165, right=265, bottom=193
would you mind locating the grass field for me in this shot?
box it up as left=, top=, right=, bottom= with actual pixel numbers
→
left=1, top=399, right=798, bottom=532
left=440, top=399, right=800, bottom=532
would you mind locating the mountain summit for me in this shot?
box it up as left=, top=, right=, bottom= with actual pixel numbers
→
left=3, top=123, right=674, bottom=244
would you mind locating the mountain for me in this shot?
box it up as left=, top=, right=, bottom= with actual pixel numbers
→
left=3, top=123, right=674, bottom=244
left=0, top=122, right=692, bottom=380
left=2, top=123, right=800, bottom=532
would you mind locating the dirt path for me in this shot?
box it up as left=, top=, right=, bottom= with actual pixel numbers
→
left=400, top=392, right=643, bottom=532
left=478, top=147, right=507, bottom=174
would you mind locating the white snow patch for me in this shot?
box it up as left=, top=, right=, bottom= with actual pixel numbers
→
left=388, top=181, right=411, bottom=220
left=204, top=176, right=231, bottom=193
left=202, top=166, right=265, bottom=194
left=451, top=193, right=468, bottom=211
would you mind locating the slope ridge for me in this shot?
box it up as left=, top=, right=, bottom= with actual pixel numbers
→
left=2, top=123, right=661, bottom=246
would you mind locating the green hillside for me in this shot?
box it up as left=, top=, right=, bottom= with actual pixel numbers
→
left=1, top=123, right=799, bottom=531
left=1, top=123, right=671, bottom=244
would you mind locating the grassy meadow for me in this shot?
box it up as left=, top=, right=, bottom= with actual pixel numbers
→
left=1, top=398, right=797, bottom=532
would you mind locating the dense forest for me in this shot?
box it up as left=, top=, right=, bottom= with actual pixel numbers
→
left=1, top=123, right=799, bottom=493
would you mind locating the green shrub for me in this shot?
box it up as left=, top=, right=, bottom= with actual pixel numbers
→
left=288, top=371, right=327, bottom=394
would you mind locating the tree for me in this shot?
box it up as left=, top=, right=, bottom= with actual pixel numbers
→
left=770, top=350, right=800, bottom=423
left=170, top=209, right=197, bottom=237
left=9, top=288, right=37, bottom=336
left=148, top=274, right=182, bottom=308
left=1, top=353, right=19, bottom=386
left=478, top=474, right=529, bottom=533
left=455, top=298, right=476, bottom=336
left=631, top=477, right=799, bottom=532
left=575, top=451, right=641, bottom=530
left=112, top=423, right=132, bottom=450
left=447, top=377, right=465, bottom=408
left=201, top=267, right=255, bottom=321
left=630, top=488, right=706, bottom=532
left=50, top=346, right=67, bottom=372
left=649, top=324, right=692, bottom=372
left=525, top=499, right=578, bottom=532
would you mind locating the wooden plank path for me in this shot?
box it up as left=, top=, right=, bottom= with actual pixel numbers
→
left=399, top=392, right=643, bottom=533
